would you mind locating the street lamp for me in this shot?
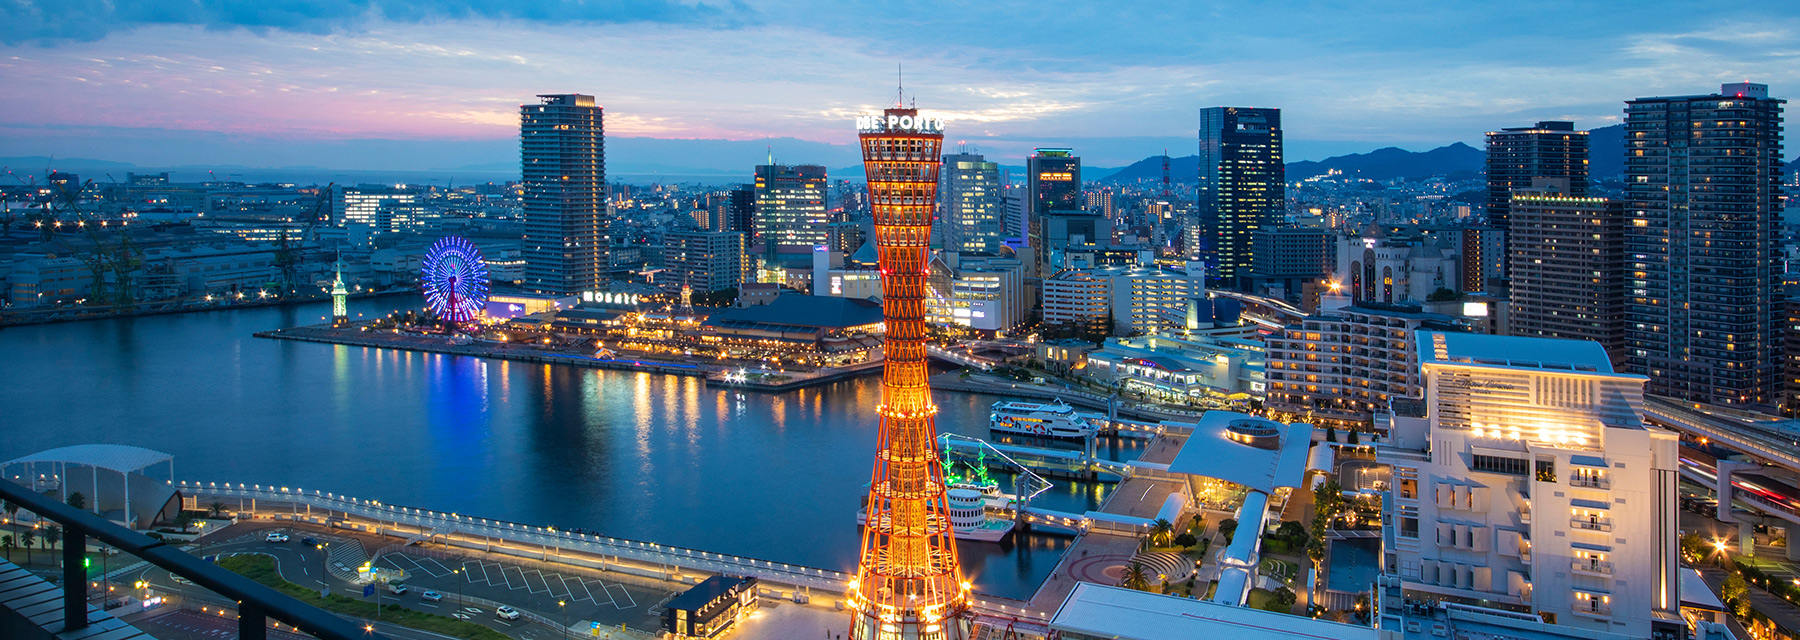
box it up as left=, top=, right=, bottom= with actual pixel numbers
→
left=453, top=568, right=462, bottom=605
left=559, top=600, right=568, bottom=640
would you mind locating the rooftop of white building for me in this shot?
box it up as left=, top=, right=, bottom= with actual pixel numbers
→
left=1166, top=411, right=1313, bottom=493
left=1416, top=331, right=1618, bottom=374
left=1052, top=582, right=1373, bottom=640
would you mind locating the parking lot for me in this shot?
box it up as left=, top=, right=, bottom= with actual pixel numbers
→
left=374, top=551, right=672, bottom=631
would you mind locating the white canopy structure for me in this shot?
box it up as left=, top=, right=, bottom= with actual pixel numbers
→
left=2, top=445, right=180, bottom=530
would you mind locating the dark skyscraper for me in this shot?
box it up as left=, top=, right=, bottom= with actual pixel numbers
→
left=1196, top=107, right=1284, bottom=288
left=1485, top=120, right=1588, bottom=234
left=1026, top=148, right=1082, bottom=277
left=1507, top=180, right=1626, bottom=365
left=520, top=94, right=607, bottom=296
left=1625, top=82, right=1785, bottom=407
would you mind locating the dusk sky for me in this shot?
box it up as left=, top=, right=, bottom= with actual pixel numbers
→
left=3, top=1, right=1797, bottom=173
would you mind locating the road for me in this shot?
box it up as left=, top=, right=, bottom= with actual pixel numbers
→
left=133, top=522, right=591, bottom=640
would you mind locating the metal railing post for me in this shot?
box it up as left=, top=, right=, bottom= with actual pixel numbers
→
left=63, top=528, right=87, bottom=631
left=240, top=601, right=268, bottom=640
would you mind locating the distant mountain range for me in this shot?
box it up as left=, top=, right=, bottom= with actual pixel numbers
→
left=1099, top=143, right=1488, bottom=183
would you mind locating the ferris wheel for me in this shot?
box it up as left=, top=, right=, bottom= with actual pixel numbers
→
left=420, top=235, right=490, bottom=324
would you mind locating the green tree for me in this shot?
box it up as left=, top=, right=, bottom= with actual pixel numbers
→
left=174, top=513, right=194, bottom=533
left=1, top=535, right=11, bottom=562
left=1723, top=572, right=1750, bottom=617
left=1680, top=533, right=1706, bottom=561
left=1272, top=586, right=1298, bottom=608
left=1347, top=428, right=1360, bottom=445
left=208, top=502, right=227, bottom=518
left=1426, top=287, right=1463, bottom=302
left=66, top=492, right=86, bottom=511
left=1120, top=562, right=1151, bottom=591
left=1325, top=426, right=1338, bottom=443
left=18, top=530, right=34, bottom=565
left=3, top=500, right=17, bottom=531
left=1218, top=518, right=1238, bottom=544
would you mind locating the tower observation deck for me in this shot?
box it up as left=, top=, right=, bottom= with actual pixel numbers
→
left=848, top=106, right=970, bottom=640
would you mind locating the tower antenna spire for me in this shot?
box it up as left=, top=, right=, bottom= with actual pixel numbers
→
left=897, top=63, right=904, bottom=107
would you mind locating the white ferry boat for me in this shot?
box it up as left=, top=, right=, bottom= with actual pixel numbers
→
left=857, top=489, right=1015, bottom=543
left=990, top=400, right=1098, bottom=439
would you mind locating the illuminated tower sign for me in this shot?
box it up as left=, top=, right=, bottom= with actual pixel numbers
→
left=848, top=106, right=970, bottom=640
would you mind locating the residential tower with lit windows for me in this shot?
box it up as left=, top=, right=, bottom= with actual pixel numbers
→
left=1624, top=82, right=1786, bottom=407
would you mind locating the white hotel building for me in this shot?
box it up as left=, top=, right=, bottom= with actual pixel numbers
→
left=1376, top=332, right=1682, bottom=640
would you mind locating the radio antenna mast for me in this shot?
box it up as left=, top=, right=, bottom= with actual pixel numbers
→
left=897, top=63, right=904, bottom=107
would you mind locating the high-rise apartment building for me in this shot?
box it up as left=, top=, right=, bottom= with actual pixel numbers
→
left=1197, top=107, right=1284, bottom=288
left=1507, top=181, right=1626, bottom=365
left=939, top=153, right=1005, bottom=255
left=1378, top=332, right=1680, bottom=640
left=521, top=94, right=608, bottom=296
left=1485, top=121, right=1589, bottom=233
left=662, top=229, right=745, bottom=294
left=725, top=184, right=756, bottom=234
left=1625, top=82, right=1786, bottom=407
left=753, top=164, right=828, bottom=261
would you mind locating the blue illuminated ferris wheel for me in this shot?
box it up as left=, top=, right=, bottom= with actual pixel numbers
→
left=421, top=236, right=490, bottom=324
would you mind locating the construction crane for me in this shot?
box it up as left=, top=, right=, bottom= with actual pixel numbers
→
left=273, top=182, right=333, bottom=292
left=49, top=179, right=141, bottom=310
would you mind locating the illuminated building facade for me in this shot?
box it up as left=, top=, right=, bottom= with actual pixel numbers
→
left=334, top=187, right=421, bottom=235
left=663, top=229, right=745, bottom=294
left=1196, top=107, right=1284, bottom=288
left=754, top=164, right=829, bottom=260
left=521, top=94, right=608, bottom=296
left=939, top=153, right=1004, bottom=255
left=849, top=106, right=969, bottom=640
left=1377, top=332, right=1680, bottom=640
left=1625, top=82, right=1785, bottom=407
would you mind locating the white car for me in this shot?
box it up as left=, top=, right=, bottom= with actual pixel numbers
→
left=420, top=591, right=443, bottom=602
left=264, top=532, right=290, bottom=543
left=495, top=606, right=521, bottom=621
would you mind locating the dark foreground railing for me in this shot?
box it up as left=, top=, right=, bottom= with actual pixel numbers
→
left=0, top=479, right=389, bottom=640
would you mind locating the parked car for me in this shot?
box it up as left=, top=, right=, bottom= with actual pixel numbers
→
left=421, top=591, right=443, bottom=602
left=496, top=606, right=521, bottom=621
left=264, top=532, right=289, bottom=543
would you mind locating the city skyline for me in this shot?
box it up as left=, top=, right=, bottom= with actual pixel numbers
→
left=3, top=2, right=1798, bottom=170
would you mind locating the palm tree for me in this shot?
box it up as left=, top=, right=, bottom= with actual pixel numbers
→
left=66, top=492, right=86, bottom=511
left=43, top=527, right=62, bottom=568
left=1120, top=562, right=1151, bottom=591
left=19, top=531, right=34, bottom=565
left=208, top=502, right=226, bottom=518
left=3, top=500, right=17, bottom=535
left=1, top=535, right=12, bottom=562
left=1150, top=519, right=1175, bottom=548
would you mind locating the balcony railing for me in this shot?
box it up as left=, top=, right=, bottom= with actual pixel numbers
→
left=0, top=478, right=390, bottom=640
left=1572, top=560, right=1615, bottom=576
left=1571, top=518, right=1614, bottom=532
left=1570, top=476, right=1611, bottom=489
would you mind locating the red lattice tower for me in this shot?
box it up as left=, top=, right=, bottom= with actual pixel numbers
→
left=848, top=107, right=970, bottom=640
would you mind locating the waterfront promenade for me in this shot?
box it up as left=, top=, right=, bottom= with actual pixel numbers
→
left=258, top=324, right=884, bottom=391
